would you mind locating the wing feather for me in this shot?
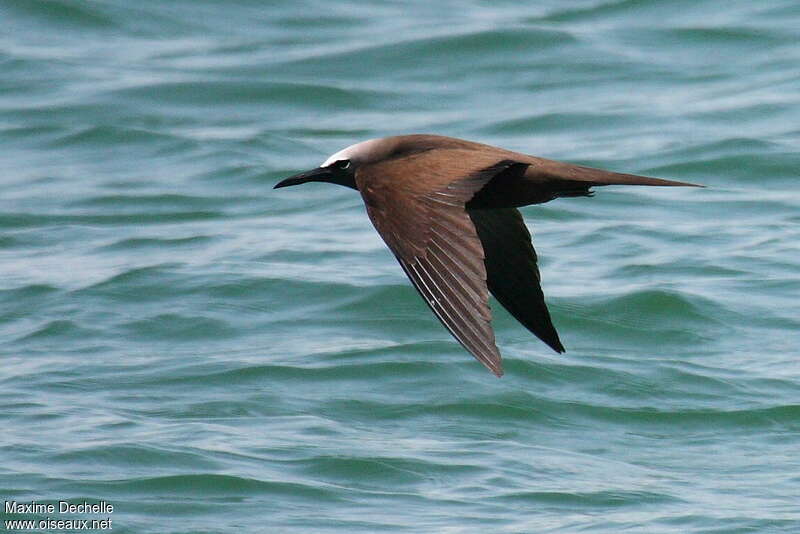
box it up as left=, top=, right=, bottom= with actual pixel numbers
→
left=399, top=257, right=502, bottom=375
left=468, top=208, right=564, bottom=353
left=359, top=161, right=513, bottom=376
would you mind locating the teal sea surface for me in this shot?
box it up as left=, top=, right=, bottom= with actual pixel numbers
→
left=2, top=1, right=800, bottom=532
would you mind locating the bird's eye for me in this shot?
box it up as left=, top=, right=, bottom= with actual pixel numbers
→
left=334, top=159, right=351, bottom=170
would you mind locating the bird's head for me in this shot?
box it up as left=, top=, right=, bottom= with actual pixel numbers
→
left=274, top=138, right=391, bottom=191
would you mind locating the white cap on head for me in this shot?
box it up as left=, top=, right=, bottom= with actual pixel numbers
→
left=320, top=138, right=384, bottom=168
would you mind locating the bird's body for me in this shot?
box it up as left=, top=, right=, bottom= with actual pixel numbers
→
left=275, top=134, right=701, bottom=376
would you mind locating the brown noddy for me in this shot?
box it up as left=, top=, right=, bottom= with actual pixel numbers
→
left=275, top=134, right=701, bottom=377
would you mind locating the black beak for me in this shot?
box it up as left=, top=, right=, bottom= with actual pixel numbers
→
left=274, top=167, right=333, bottom=189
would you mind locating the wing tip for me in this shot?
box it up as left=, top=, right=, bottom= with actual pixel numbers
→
left=548, top=338, right=566, bottom=354
left=483, top=352, right=504, bottom=378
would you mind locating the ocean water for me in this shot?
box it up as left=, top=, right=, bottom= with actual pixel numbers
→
left=1, top=0, right=799, bottom=532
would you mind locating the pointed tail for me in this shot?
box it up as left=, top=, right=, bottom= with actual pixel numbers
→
left=530, top=157, right=704, bottom=189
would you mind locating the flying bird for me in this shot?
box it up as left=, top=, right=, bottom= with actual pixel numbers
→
left=274, top=134, right=701, bottom=376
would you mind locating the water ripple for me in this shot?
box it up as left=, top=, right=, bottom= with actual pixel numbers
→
left=3, top=0, right=800, bottom=532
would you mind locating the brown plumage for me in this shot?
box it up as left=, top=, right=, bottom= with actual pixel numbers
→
left=274, top=134, right=701, bottom=376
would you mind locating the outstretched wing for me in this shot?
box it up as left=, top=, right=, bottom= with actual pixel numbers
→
left=358, top=158, right=517, bottom=376
left=468, top=208, right=564, bottom=353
